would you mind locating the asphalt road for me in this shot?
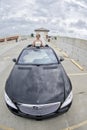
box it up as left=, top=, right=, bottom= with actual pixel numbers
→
left=0, top=40, right=87, bottom=130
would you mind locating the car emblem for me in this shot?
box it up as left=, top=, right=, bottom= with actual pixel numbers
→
left=33, top=106, right=39, bottom=110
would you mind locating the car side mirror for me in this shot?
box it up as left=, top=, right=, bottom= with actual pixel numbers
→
left=12, top=58, right=17, bottom=63
left=59, top=56, right=64, bottom=62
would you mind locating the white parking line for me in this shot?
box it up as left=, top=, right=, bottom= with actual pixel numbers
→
left=62, top=52, right=69, bottom=58
left=3, top=56, right=10, bottom=60
left=0, top=125, right=14, bottom=130
left=68, top=73, right=87, bottom=76
left=71, top=59, right=84, bottom=71
left=49, top=43, right=85, bottom=71
left=61, top=120, right=87, bottom=130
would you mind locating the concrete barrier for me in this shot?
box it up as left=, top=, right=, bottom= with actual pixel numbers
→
left=51, top=36, right=87, bottom=67
left=0, top=35, right=19, bottom=43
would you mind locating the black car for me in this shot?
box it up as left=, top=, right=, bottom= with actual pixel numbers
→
left=5, top=46, right=73, bottom=119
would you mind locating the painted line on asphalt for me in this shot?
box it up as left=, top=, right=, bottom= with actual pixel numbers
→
left=61, top=120, right=87, bottom=130
left=68, top=73, right=87, bottom=76
left=56, top=48, right=62, bottom=51
left=53, top=47, right=61, bottom=51
left=49, top=43, right=69, bottom=57
left=0, top=125, right=14, bottom=130
left=62, top=52, right=69, bottom=58
left=71, top=59, right=84, bottom=71
left=48, top=42, right=84, bottom=71
left=3, top=56, right=11, bottom=60
left=50, top=44, right=62, bottom=51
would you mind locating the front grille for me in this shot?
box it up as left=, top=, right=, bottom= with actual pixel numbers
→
left=18, top=102, right=60, bottom=116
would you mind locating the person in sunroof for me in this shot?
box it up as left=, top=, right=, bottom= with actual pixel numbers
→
left=32, top=33, right=43, bottom=47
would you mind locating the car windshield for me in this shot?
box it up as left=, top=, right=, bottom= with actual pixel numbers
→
left=18, top=48, right=58, bottom=65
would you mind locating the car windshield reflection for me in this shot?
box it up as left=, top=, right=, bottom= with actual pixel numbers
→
left=18, top=48, right=58, bottom=65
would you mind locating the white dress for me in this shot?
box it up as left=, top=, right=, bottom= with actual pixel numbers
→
left=35, top=41, right=42, bottom=47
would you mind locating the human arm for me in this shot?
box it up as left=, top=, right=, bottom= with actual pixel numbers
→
left=32, top=40, right=35, bottom=47
left=40, top=40, right=44, bottom=47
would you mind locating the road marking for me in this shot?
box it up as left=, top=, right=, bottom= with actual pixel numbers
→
left=3, top=57, right=10, bottom=60
left=68, top=73, right=87, bottom=76
left=50, top=44, right=62, bottom=51
left=0, top=125, right=14, bottom=130
left=61, top=120, right=87, bottom=130
left=62, top=52, right=69, bottom=58
left=49, top=43, right=69, bottom=57
left=71, top=59, right=84, bottom=71
left=56, top=48, right=62, bottom=51
left=49, top=43, right=84, bottom=71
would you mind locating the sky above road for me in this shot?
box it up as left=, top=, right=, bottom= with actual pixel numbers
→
left=0, top=0, right=87, bottom=39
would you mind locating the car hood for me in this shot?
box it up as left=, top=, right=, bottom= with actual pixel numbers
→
left=5, top=64, right=66, bottom=104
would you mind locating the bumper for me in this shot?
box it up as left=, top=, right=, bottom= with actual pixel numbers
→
left=6, top=102, right=72, bottom=120
left=5, top=91, right=73, bottom=119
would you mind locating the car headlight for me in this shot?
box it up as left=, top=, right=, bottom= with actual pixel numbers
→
left=60, top=91, right=73, bottom=109
left=5, top=92, right=17, bottom=110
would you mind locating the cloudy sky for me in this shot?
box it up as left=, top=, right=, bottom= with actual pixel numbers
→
left=0, top=0, right=87, bottom=39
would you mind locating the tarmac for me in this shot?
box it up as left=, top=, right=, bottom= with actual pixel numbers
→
left=0, top=39, right=87, bottom=130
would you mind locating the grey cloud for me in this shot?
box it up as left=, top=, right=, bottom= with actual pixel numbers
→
left=33, top=9, right=48, bottom=17
left=65, top=1, right=83, bottom=11
left=64, top=0, right=87, bottom=20
left=68, top=30, right=74, bottom=34
left=0, top=0, right=87, bottom=38
left=36, top=0, right=58, bottom=6
left=77, top=0, right=87, bottom=5
left=0, top=23, right=35, bottom=37
left=70, top=20, right=87, bottom=29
